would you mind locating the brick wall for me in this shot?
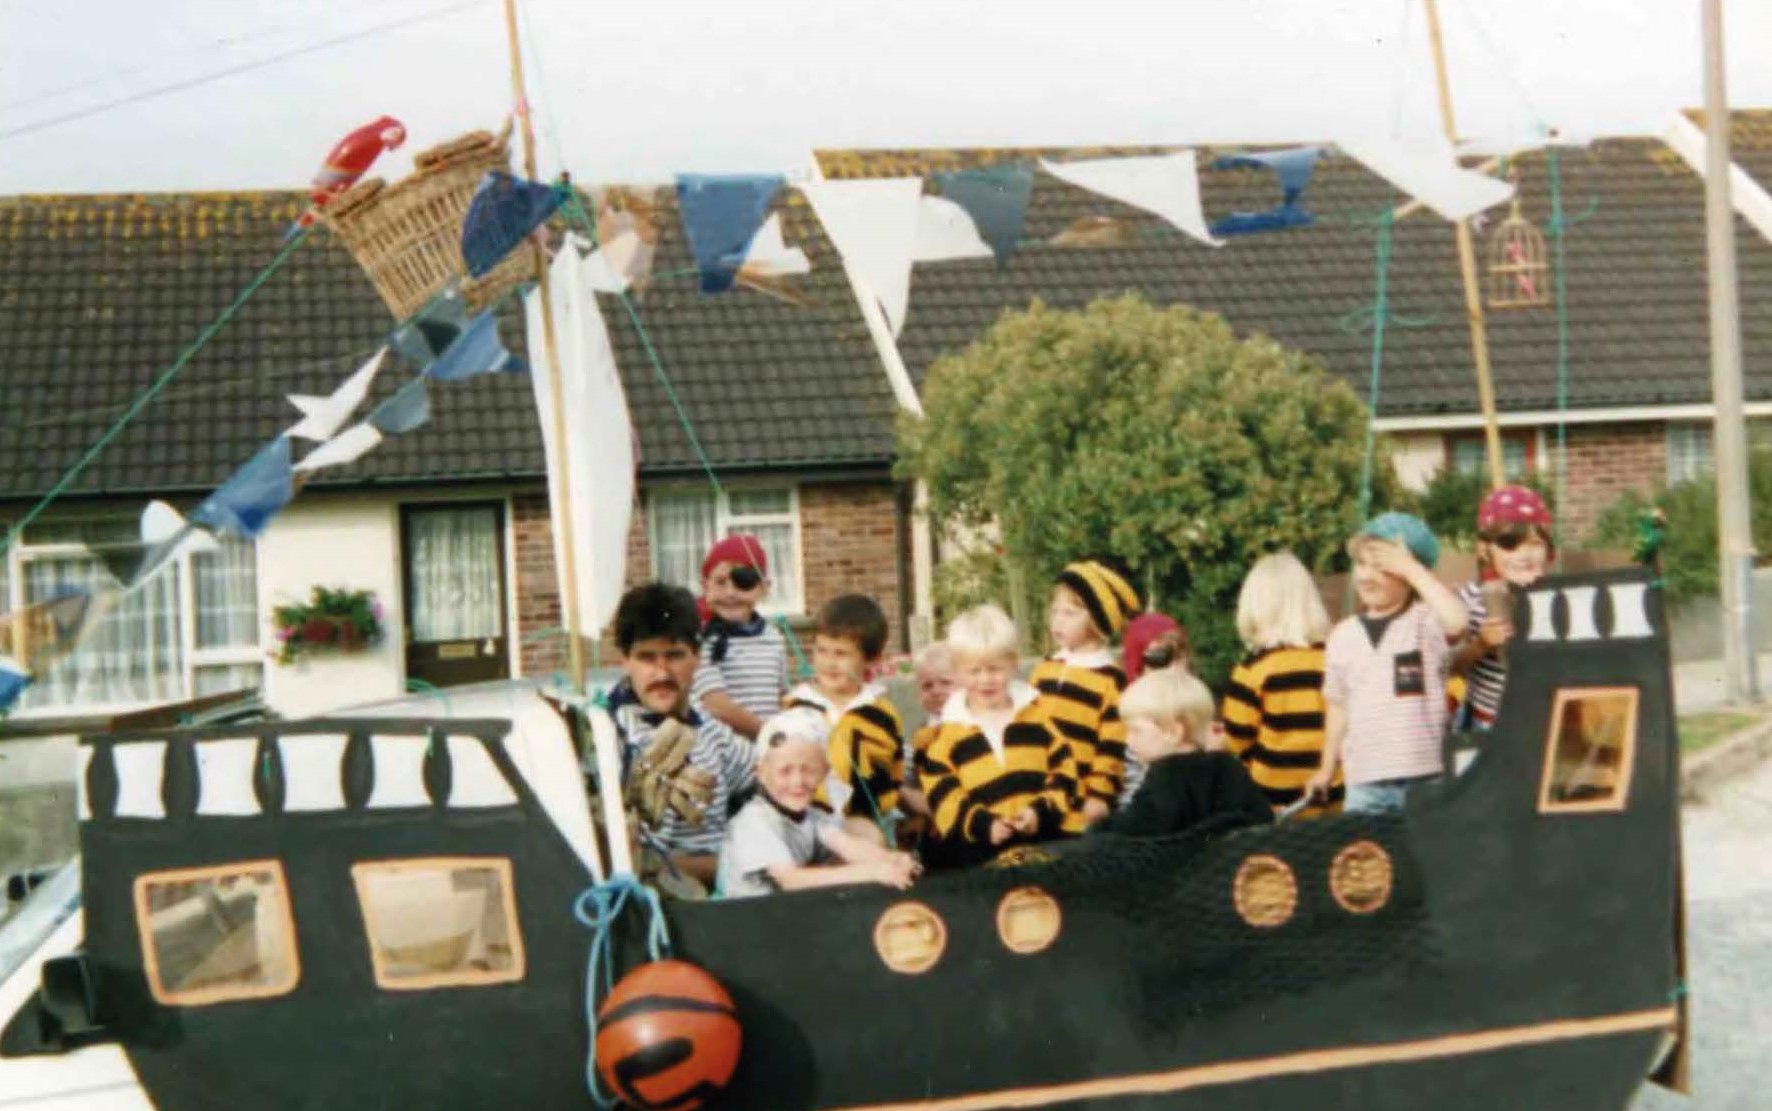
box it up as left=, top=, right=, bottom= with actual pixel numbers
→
left=1555, top=422, right=1666, bottom=542
left=512, top=479, right=905, bottom=675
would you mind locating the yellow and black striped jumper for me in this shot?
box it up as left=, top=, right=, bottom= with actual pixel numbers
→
left=917, top=684, right=1079, bottom=869
left=785, top=681, right=905, bottom=823
left=1029, top=648, right=1128, bottom=833
left=1220, top=643, right=1342, bottom=815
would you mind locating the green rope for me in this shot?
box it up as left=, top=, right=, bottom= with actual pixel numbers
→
left=1355, top=210, right=1397, bottom=524
left=1548, top=147, right=1571, bottom=560
left=1, top=227, right=313, bottom=559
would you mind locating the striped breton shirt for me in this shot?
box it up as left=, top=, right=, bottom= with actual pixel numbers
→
left=1221, top=644, right=1342, bottom=814
left=1322, top=602, right=1450, bottom=786
left=785, top=681, right=906, bottom=820
left=690, top=616, right=789, bottom=721
left=605, top=683, right=757, bottom=858
left=1029, top=647, right=1128, bottom=827
left=1456, top=581, right=1508, bottom=728
left=918, top=684, right=1078, bottom=849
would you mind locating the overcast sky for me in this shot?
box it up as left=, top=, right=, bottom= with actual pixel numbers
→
left=2, top=0, right=1772, bottom=194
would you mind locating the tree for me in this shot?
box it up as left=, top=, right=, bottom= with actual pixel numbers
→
left=897, top=294, right=1404, bottom=686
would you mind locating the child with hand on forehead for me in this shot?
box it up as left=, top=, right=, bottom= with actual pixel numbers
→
left=692, top=534, right=789, bottom=740
left=717, top=708, right=921, bottom=899
left=1031, top=557, right=1141, bottom=832
left=1450, top=486, right=1554, bottom=731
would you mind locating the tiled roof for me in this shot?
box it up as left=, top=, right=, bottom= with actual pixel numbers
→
left=822, top=124, right=1772, bottom=419
left=0, top=188, right=896, bottom=499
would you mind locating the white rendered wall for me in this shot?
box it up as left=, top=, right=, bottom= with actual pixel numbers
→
left=1389, top=433, right=1445, bottom=492
left=259, top=497, right=404, bottom=718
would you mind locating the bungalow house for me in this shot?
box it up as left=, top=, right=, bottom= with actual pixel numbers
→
left=8, top=112, right=1772, bottom=721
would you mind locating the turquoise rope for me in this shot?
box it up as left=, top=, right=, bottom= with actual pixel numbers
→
left=573, top=874, right=672, bottom=1108
left=1355, top=211, right=1397, bottom=524
left=1548, top=147, right=1571, bottom=559
left=1, top=227, right=312, bottom=559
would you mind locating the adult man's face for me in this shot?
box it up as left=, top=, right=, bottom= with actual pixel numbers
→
left=623, top=636, right=698, bottom=716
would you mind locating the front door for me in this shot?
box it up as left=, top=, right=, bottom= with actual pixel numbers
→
left=401, top=503, right=509, bottom=689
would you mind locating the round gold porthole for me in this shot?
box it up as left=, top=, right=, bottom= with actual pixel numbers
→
left=1233, top=854, right=1298, bottom=929
left=1330, top=840, right=1394, bottom=915
left=996, top=886, right=1062, bottom=955
left=873, top=901, right=947, bottom=975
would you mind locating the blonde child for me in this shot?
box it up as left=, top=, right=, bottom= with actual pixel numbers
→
left=1306, top=513, right=1467, bottom=815
left=1030, top=557, right=1142, bottom=832
left=919, top=604, right=1079, bottom=869
left=1092, top=667, right=1272, bottom=837
left=717, top=709, right=920, bottom=898
left=900, top=641, right=955, bottom=826
left=1221, top=552, right=1338, bottom=815
left=1450, top=486, right=1555, bottom=730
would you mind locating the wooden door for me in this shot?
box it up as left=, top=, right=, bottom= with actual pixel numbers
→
left=401, top=503, right=509, bottom=689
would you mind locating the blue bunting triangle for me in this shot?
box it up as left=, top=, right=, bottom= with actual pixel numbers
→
left=932, top=163, right=1034, bottom=267
left=392, top=285, right=470, bottom=364
left=1209, top=146, right=1323, bottom=237
left=369, top=377, right=432, bottom=435
left=462, top=172, right=565, bottom=278
left=0, top=656, right=30, bottom=716
left=675, top=173, right=783, bottom=293
left=191, top=437, right=295, bottom=539
left=423, top=310, right=519, bottom=380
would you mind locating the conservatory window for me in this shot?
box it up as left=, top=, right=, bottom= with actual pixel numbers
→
left=648, top=487, right=803, bottom=615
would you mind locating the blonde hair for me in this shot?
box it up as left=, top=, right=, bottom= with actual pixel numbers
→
left=1118, top=667, right=1215, bottom=740
left=1235, top=551, right=1331, bottom=650
left=944, top=604, right=1019, bottom=662
left=756, top=707, right=830, bottom=764
left=914, top=640, right=955, bottom=677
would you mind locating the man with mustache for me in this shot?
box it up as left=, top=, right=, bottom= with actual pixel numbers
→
left=604, top=583, right=757, bottom=887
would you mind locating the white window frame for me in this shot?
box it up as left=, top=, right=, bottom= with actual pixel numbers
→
left=646, top=484, right=805, bottom=617
left=1, top=518, right=264, bottom=718
left=1665, top=422, right=1714, bottom=486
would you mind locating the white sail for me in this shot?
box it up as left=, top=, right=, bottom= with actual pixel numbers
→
left=523, top=234, right=637, bottom=640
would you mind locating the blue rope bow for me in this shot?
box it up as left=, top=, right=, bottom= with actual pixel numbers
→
left=573, top=873, right=673, bottom=1107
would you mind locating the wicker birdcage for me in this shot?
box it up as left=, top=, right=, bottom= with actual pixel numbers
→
left=1486, top=196, right=1551, bottom=310
left=322, top=124, right=535, bottom=322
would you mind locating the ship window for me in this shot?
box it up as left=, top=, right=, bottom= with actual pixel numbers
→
left=1540, top=687, right=1639, bottom=813
left=353, top=858, right=525, bottom=991
left=135, top=860, right=299, bottom=1007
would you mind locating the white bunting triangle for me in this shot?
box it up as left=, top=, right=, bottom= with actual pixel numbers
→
left=1337, top=137, right=1514, bottom=221
left=1039, top=152, right=1221, bottom=247
left=293, top=422, right=384, bottom=474
left=911, top=195, right=994, bottom=263
left=803, top=178, right=923, bottom=335
left=285, top=347, right=388, bottom=442
left=742, top=212, right=811, bottom=276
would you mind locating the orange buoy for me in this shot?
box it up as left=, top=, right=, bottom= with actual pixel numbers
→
left=594, top=959, right=741, bottom=1110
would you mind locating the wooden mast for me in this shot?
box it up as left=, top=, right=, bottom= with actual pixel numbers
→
left=1421, top=0, right=1507, bottom=490
left=503, top=0, right=587, bottom=690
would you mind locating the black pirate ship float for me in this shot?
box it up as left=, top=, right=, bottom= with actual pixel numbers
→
left=0, top=570, right=1687, bottom=1110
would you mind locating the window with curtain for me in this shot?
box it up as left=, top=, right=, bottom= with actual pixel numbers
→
left=1665, top=423, right=1713, bottom=486
left=648, top=487, right=802, bottom=615
left=6, top=517, right=262, bottom=713
left=1450, top=435, right=1531, bottom=480
left=407, top=506, right=503, bottom=642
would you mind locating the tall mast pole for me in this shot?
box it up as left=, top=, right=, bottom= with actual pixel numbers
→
left=1421, top=0, right=1506, bottom=490
left=503, top=0, right=587, bottom=690
left=1700, top=0, right=1758, bottom=703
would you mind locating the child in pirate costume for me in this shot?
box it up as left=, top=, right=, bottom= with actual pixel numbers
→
left=920, top=604, right=1079, bottom=869
left=1450, top=486, right=1555, bottom=731
left=1031, top=557, right=1141, bottom=832
left=605, top=583, right=758, bottom=889
left=785, top=594, right=907, bottom=839
left=691, top=534, right=789, bottom=740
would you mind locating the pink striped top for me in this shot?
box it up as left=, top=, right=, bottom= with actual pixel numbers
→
left=1323, top=602, right=1450, bottom=785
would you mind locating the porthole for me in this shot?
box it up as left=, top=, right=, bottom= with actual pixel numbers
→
left=874, top=901, right=946, bottom=975
left=1329, top=841, right=1394, bottom=915
left=995, top=887, right=1062, bottom=955
left=1233, top=854, right=1297, bottom=929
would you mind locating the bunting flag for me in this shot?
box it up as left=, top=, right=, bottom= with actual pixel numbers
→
left=285, top=347, right=388, bottom=442
left=461, top=171, right=566, bottom=278
left=126, top=501, right=216, bottom=590
left=423, top=310, right=519, bottom=380
left=1049, top=215, right=1136, bottom=248
left=675, top=173, right=784, bottom=293
left=391, top=285, right=469, bottom=365
left=369, top=377, right=432, bottom=435
left=740, top=213, right=810, bottom=276
left=911, top=195, right=995, bottom=262
left=294, top=422, right=384, bottom=474
left=1210, top=146, right=1323, bottom=237
left=191, top=436, right=295, bottom=539
left=595, top=189, right=661, bottom=293
left=1337, top=138, right=1513, bottom=222
left=931, top=163, right=1034, bottom=267
left=1039, top=153, right=1221, bottom=247
left=524, top=232, right=637, bottom=638
left=803, top=177, right=923, bottom=334
left=0, top=655, right=30, bottom=716
left=0, top=587, right=108, bottom=672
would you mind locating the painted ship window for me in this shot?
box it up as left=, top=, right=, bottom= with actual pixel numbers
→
left=1540, top=687, right=1639, bottom=813
left=353, top=858, right=526, bottom=991
left=135, top=860, right=299, bottom=1007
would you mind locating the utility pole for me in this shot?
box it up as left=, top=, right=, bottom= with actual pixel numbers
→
left=1700, top=0, right=1759, bottom=702
left=1421, top=0, right=1507, bottom=490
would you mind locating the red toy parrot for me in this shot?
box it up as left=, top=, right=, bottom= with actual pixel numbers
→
left=290, top=116, right=408, bottom=232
